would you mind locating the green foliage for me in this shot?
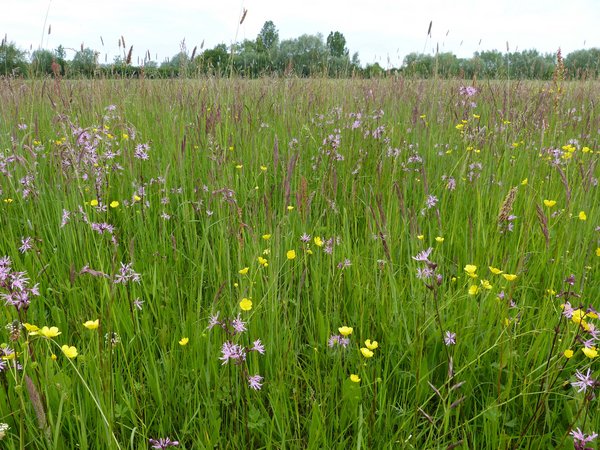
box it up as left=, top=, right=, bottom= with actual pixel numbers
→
left=70, top=48, right=99, bottom=77
left=326, top=31, right=348, bottom=58
left=0, top=78, right=599, bottom=449
left=0, top=41, right=28, bottom=76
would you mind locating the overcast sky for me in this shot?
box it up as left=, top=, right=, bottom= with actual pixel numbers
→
left=2, top=0, right=598, bottom=67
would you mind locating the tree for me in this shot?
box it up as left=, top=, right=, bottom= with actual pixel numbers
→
left=0, top=41, right=28, bottom=76
left=277, top=34, right=327, bottom=76
left=326, top=31, right=348, bottom=58
left=257, top=21, right=279, bottom=52
left=200, top=44, right=229, bottom=74
left=71, top=48, right=99, bottom=76
left=31, top=49, right=54, bottom=75
left=565, top=48, right=600, bottom=78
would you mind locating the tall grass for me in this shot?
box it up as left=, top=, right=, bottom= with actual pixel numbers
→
left=0, top=76, right=598, bottom=449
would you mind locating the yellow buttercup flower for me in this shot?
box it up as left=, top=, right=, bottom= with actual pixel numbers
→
left=480, top=279, right=492, bottom=290
left=543, top=200, right=556, bottom=207
left=238, top=267, right=249, bottom=275
left=578, top=211, right=587, bottom=221
left=314, top=236, right=324, bottom=247
left=502, top=274, right=517, bottom=281
left=521, top=178, right=528, bottom=186
left=39, top=326, right=61, bottom=338
left=489, top=266, right=503, bottom=275
left=23, top=323, right=39, bottom=333
left=435, top=236, right=444, bottom=243
left=257, top=256, right=268, bottom=267
left=360, top=348, right=374, bottom=358
left=365, top=339, right=379, bottom=350
left=417, top=234, right=424, bottom=240
left=239, top=298, right=253, bottom=311
left=468, top=285, right=479, bottom=295
left=262, top=234, right=272, bottom=240
left=350, top=374, right=361, bottom=383
left=178, top=337, right=189, bottom=346
left=83, top=319, right=99, bottom=330
left=596, top=248, right=600, bottom=257
left=90, top=199, right=99, bottom=207
left=61, top=345, right=78, bottom=359
left=338, top=326, right=353, bottom=336
left=464, top=265, right=477, bottom=278
left=563, top=349, right=574, bottom=359
left=286, top=250, right=296, bottom=260
left=582, top=347, right=598, bottom=359
left=110, top=201, right=119, bottom=208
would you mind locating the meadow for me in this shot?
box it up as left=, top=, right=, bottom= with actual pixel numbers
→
left=0, top=75, right=598, bottom=449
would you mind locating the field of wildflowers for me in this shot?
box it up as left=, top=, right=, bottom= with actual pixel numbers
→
left=0, top=75, right=598, bottom=449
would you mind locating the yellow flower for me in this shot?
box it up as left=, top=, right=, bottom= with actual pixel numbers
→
left=582, top=347, right=598, bottom=359
left=133, top=195, right=141, bottom=202
left=521, top=178, right=528, bottom=186
left=238, top=267, right=249, bottom=275
left=286, top=250, right=296, bottom=260
left=3, top=198, right=13, bottom=203
left=260, top=165, right=267, bottom=171
left=365, top=339, right=379, bottom=350
left=178, top=337, right=189, bottom=346
left=417, top=234, right=424, bottom=240
left=287, top=205, right=294, bottom=211
left=563, top=349, right=574, bottom=359
left=435, top=236, right=444, bottom=243
left=464, top=265, right=478, bottom=278
left=468, top=285, right=479, bottom=295
left=582, top=146, right=591, bottom=153
left=39, top=326, right=61, bottom=338
left=543, top=199, right=556, bottom=207
left=473, top=114, right=480, bottom=119
left=578, top=211, right=587, bottom=221
left=235, top=164, right=243, bottom=169
left=83, top=319, right=99, bottom=330
left=257, top=256, right=268, bottom=267
left=110, top=201, right=119, bottom=208
left=61, top=345, right=78, bottom=359
left=350, top=374, right=361, bottom=383
left=314, top=236, right=324, bottom=247
left=546, top=288, right=556, bottom=296
left=51, top=353, right=57, bottom=361
left=596, top=248, right=600, bottom=257
left=23, top=323, right=39, bottom=333
left=90, top=199, right=99, bottom=207
left=338, top=326, right=353, bottom=336
left=122, top=133, right=129, bottom=140
left=489, top=266, right=503, bottom=275
left=360, top=348, right=374, bottom=358
left=262, top=234, right=271, bottom=240
left=480, top=279, right=492, bottom=290
left=502, top=274, right=517, bottom=281
left=455, top=123, right=464, bottom=130
left=239, top=298, right=253, bottom=311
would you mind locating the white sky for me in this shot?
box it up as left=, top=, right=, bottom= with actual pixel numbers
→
left=2, top=0, right=598, bottom=67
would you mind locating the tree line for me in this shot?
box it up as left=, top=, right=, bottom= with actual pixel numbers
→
left=1, top=22, right=599, bottom=79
